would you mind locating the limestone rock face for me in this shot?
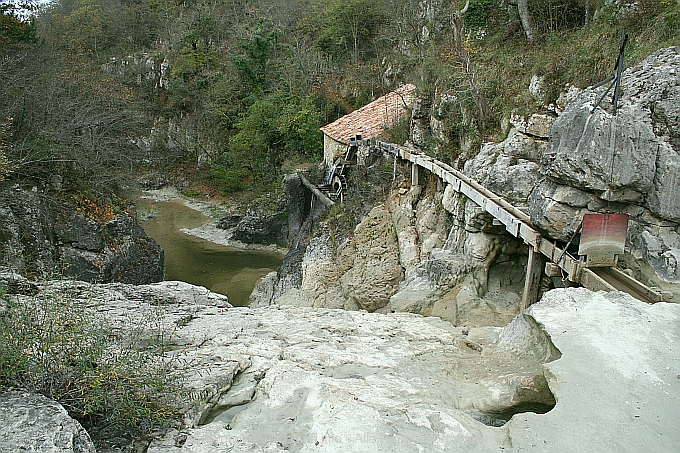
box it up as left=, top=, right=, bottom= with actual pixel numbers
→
left=0, top=187, right=163, bottom=284
left=536, top=47, right=680, bottom=221
left=61, top=213, right=164, bottom=284
left=387, top=188, right=523, bottom=326
left=275, top=206, right=403, bottom=312
left=464, top=114, right=548, bottom=205
left=513, top=288, right=680, bottom=453
left=338, top=206, right=404, bottom=311
left=0, top=187, right=55, bottom=275
left=7, top=281, right=678, bottom=453
left=510, top=112, right=555, bottom=139
left=248, top=271, right=277, bottom=308
left=0, top=391, right=95, bottom=453
left=528, top=47, right=680, bottom=287
left=276, top=235, right=347, bottom=309
left=138, top=283, right=558, bottom=453
left=542, top=95, right=658, bottom=202
left=93, top=282, right=675, bottom=453
left=528, top=179, right=595, bottom=240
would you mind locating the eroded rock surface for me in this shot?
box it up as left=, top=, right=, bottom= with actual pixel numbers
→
left=511, top=288, right=680, bottom=453
left=272, top=205, right=404, bottom=312
left=385, top=183, right=525, bottom=326
left=120, top=283, right=676, bottom=453
left=529, top=47, right=680, bottom=288
left=0, top=391, right=95, bottom=453
left=5, top=280, right=678, bottom=453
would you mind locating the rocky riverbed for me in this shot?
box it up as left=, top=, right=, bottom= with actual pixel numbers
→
left=1, top=281, right=678, bottom=453
left=147, top=287, right=680, bottom=453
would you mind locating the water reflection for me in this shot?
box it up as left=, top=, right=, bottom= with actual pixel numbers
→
left=137, top=199, right=283, bottom=306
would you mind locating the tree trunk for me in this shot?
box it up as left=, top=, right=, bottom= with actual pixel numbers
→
left=584, top=0, right=591, bottom=29
left=517, top=0, right=535, bottom=42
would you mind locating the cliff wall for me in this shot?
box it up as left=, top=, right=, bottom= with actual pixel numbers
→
left=252, top=47, right=680, bottom=319
left=0, top=186, right=163, bottom=284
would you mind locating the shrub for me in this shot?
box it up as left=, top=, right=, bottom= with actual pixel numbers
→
left=0, top=285, right=183, bottom=443
left=0, top=117, right=11, bottom=182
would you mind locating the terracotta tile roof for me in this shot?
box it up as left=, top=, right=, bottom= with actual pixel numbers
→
left=320, top=83, right=415, bottom=144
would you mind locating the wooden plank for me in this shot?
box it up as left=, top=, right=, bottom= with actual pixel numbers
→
left=522, top=247, right=546, bottom=310
left=519, top=224, right=541, bottom=248
left=298, top=174, right=335, bottom=208
left=586, top=267, right=663, bottom=303
left=579, top=267, right=617, bottom=293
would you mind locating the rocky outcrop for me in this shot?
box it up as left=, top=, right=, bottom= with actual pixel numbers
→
left=57, top=211, right=164, bottom=284
left=253, top=173, right=527, bottom=326
left=226, top=211, right=288, bottom=247
left=0, top=391, right=95, bottom=453
left=20, top=279, right=559, bottom=451
left=0, top=186, right=55, bottom=276
left=529, top=47, right=680, bottom=286
left=464, top=112, right=552, bottom=205
left=273, top=205, right=404, bottom=311
left=4, top=279, right=678, bottom=453
left=216, top=174, right=314, bottom=249
left=513, top=288, right=680, bottom=453
left=385, top=183, right=525, bottom=326
left=253, top=48, right=680, bottom=317
left=157, top=286, right=680, bottom=453
left=0, top=186, right=163, bottom=284
left=34, top=280, right=670, bottom=453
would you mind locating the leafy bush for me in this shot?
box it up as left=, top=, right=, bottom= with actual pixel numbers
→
left=0, top=285, right=183, bottom=442
left=463, top=0, right=497, bottom=31
left=210, top=92, right=324, bottom=193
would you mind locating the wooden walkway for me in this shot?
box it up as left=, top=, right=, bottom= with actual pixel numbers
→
left=372, top=140, right=664, bottom=306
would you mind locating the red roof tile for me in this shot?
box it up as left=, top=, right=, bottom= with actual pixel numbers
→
left=320, top=84, right=415, bottom=144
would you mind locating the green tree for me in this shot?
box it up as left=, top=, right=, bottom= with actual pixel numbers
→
left=232, top=21, right=277, bottom=95
left=213, top=93, right=322, bottom=192
left=43, top=0, right=110, bottom=58
left=278, top=95, right=323, bottom=159
left=0, top=1, right=36, bottom=50
left=314, top=0, right=384, bottom=61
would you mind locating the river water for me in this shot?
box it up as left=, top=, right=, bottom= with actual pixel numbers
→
left=137, top=198, right=283, bottom=306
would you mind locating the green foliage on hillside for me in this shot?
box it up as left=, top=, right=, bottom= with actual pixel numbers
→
left=0, top=0, right=677, bottom=196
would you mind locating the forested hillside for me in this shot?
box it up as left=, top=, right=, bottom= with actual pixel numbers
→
left=1, top=0, right=679, bottom=198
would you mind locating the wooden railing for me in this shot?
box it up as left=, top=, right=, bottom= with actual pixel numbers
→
left=372, top=139, right=664, bottom=305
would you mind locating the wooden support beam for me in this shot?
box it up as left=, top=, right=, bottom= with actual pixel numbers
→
left=298, top=174, right=335, bottom=208
left=522, top=246, right=546, bottom=310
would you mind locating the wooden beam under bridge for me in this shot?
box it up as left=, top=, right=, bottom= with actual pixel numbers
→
left=298, top=173, right=335, bottom=208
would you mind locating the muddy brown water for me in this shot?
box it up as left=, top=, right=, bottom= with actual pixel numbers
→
left=137, top=198, right=283, bottom=306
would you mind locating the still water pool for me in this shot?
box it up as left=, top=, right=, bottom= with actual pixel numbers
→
left=137, top=198, right=283, bottom=306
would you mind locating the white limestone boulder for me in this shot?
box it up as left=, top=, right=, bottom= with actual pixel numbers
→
left=0, top=391, right=95, bottom=453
